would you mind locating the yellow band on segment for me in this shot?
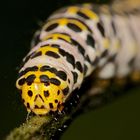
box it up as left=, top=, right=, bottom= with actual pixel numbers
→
left=44, top=18, right=89, bottom=32
left=42, top=33, right=71, bottom=43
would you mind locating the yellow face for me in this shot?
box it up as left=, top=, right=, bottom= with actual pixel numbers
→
left=21, top=82, right=64, bottom=115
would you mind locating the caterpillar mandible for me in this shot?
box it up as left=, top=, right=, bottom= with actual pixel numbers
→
left=16, top=1, right=140, bottom=115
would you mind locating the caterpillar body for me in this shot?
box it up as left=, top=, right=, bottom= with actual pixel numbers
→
left=16, top=2, right=140, bottom=115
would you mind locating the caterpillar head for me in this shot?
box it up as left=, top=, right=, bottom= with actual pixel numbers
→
left=16, top=73, right=65, bottom=115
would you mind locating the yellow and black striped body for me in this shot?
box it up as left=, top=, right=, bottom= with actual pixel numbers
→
left=16, top=2, right=140, bottom=115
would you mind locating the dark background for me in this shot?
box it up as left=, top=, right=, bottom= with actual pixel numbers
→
left=0, top=0, right=140, bottom=139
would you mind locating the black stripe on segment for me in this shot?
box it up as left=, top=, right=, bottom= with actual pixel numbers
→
left=40, top=44, right=50, bottom=48
left=59, top=48, right=75, bottom=68
left=72, top=71, right=78, bottom=84
left=31, top=51, right=42, bottom=59
left=52, top=32, right=85, bottom=57
left=56, top=70, right=67, bottom=81
left=58, top=37, right=71, bottom=44
left=67, top=17, right=92, bottom=33
left=77, top=11, right=90, bottom=19
left=51, top=44, right=60, bottom=48
left=71, top=38, right=85, bottom=56
left=92, top=57, right=99, bottom=66
left=45, top=23, right=59, bottom=32
left=67, top=23, right=82, bottom=32
left=85, top=55, right=91, bottom=63
left=40, top=65, right=51, bottom=72
left=100, top=50, right=108, bottom=58
left=26, top=74, right=36, bottom=85
left=75, top=61, right=83, bottom=73
left=84, top=64, right=88, bottom=75
left=40, top=75, right=49, bottom=83
left=111, top=20, right=117, bottom=35
left=40, top=65, right=57, bottom=74
left=97, top=22, right=105, bottom=37
left=18, top=66, right=38, bottom=78
left=45, top=51, right=60, bottom=58
left=50, top=78, right=61, bottom=86
left=32, top=31, right=40, bottom=46
left=86, top=34, right=95, bottom=48
left=62, top=86, right=69, bottom=95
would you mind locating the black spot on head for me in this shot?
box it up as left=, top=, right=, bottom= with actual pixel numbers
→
left=28, top=90, right=33, bottom=97
left=44, top=90, right=49, bottom=97
left=35, top=105, right=39, bottom=109
left=75, top=61, right=83, bottom=73
left=77, top=11, right=90, bottom=19
left=41, top=105, right=45, bottom=109
left=62, top=86, right=69, bottom=95
left=26, top=74, right=36, bottom=85
left=97, top=22, right=105, bottom=37
left=56, top=70, right=67, bottom=81
left=45, top=51, right=60, bottom=58
left=67, top=23, right=82, bottom=32
left=49, top=103, right=53, bottom=109
left=31, top=51, right=42, bottom=59
left=18, top=78, right=25, bottom=86
left=57, top=90, right=60, bottom=95
left=86, top=34, right=95, bottom=48
left=55, top=99, right=58, bottom=103
left=40, top=75, right=49, bottom=83
left=27, top=103, right=30, bottom=109
left=50, top=78, right=61, bottom=86
left=72, top=71, right=78, bottom=83
left=45, top=23, right=59, bottom=32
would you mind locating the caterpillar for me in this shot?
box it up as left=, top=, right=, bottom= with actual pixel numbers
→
left=16, top=1, right=140, bottom=115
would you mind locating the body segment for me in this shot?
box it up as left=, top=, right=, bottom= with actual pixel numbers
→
left=16, top=3, right=140, bottom=115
